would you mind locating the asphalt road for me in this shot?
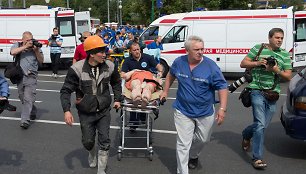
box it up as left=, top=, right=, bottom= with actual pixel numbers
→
left=0, top=69, right=306, bottom=174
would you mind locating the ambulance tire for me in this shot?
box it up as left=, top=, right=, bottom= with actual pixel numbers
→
left=159, top=59, right=169, bottom=78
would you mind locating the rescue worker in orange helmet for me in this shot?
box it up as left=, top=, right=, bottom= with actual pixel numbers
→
left=60, top=35, right=122, bottom=174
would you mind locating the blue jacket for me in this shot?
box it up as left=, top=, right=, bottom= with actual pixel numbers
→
left=0, top=75, right=9, bottom=97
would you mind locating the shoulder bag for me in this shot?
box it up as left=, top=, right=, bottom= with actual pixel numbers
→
left=261, top=75, right=280, bottom=102
left=4, top=43, right=24, bottom=84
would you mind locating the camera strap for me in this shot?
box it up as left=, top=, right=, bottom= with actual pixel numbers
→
left=245, top=43, right=266, bottom=75
left=254, top=43, right=266, bottom=61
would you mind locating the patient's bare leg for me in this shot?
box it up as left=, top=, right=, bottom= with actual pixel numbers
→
left=141, top=83, right=155, bottom=107
left=130, top=79, right=142, bottom=106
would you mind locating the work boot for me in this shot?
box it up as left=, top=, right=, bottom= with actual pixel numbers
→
left=97, top=150, right=108, bottom=174
left=88, top=147, right=97, bottom=168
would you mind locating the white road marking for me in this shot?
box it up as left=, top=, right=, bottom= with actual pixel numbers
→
left=0, top=116, right=177, bottom=135
left=37, top=80, right=64, bottom=84
left=38, top=74, right=66, bottom=78
left=8, top=99, right=42, bottom=103
left=8, top=86, right=287, bottom=98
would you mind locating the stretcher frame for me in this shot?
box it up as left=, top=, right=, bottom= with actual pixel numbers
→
left=117, top=87, right=162, bottom=161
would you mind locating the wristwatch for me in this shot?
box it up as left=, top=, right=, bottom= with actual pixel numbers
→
left=219, top=107, right=227, bottom=112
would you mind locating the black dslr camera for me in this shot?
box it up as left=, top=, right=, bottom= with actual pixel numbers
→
left=31, top=39, right=42, bottom=48
left=264, top=56, right=277, bottom=67
left=51, top=34, right=57, bottom=40
left=259, top=56, right=277, bottom=68
left=228, top=72, right=253, bottom=93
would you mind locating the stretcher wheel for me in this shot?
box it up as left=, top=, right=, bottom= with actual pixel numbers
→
left=117, top=152, right=122, bottom=161
left=149, top=152, right=153, bottom=161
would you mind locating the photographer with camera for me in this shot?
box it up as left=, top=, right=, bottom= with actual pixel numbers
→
left=10, top=31, right=44, bottom=129
left=240, top=28, right=292, bottom=169
left=48, top=27, right=63, bottom=79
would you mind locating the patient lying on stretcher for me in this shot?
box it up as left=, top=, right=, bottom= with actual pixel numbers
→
left=123, top=70, right=162, bottom=107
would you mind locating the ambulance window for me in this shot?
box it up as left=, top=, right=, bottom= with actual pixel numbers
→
left=295, top=19, right=306, bottom=42
left=77, top=20, right=90, bottom=34
left=162, top=26, right=187, bottom=44
left=60, top=21, right=73, bottom=35
left=140, top=26, right=158, bottom=41
left=57, top=16, right=76, bottom=37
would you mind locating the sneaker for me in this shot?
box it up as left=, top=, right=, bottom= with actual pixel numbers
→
left=20, top=122, right=30, bottom=129
left=188, top=158, right=198, bottom=169
left=30, top=114, right=36, bottom=120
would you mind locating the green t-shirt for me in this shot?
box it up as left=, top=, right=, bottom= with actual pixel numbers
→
left=247, top=44, right=292, bottom=93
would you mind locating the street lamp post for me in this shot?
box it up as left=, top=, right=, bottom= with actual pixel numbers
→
left=191, top=0, right=194, bottom=11
left=8, top=0, right=13, bottom=8
left=119, top=0, right=122, bottom=26
left=107, top=0, right=110, bottom=23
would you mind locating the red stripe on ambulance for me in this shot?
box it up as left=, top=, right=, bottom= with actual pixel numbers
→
left=0, top=39, right=48, bottom=45
left=162, top=48, right=251, bottom=54
left=0, top=14, right=50, bottom=17
left=57, top=13, right=74, bottom=17
left=295, top=14, right=306, bottom=18
left=160, top=19, right=179, bottom=24
left=183, top=14, right=287, bottom=20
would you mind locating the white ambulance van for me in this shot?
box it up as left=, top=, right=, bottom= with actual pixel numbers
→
left=140, top=13, right=187, bottom=45
left=0, top=5, right=77, bottom=65
left=159, top=7, right=306, bottom=75
left=75, top=11, right=91, bottom=45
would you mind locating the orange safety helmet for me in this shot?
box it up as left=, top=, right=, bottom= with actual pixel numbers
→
left=83, top=35, right=107, bottom=52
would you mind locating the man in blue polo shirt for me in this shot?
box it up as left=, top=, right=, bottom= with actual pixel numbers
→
left=121, top=42, right=163, bottom=132
left=160, top=35, right=228, bottom=174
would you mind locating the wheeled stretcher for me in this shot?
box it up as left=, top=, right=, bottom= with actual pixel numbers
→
left=117, top=85, right=163, bottom=161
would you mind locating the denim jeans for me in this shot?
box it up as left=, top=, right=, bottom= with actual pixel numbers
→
left=242, top=90, right=277, bottom=160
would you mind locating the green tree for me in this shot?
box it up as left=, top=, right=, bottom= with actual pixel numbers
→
left=271, top=0, right=304, bottom=11
left=3, top=0, right=305, bottom=25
